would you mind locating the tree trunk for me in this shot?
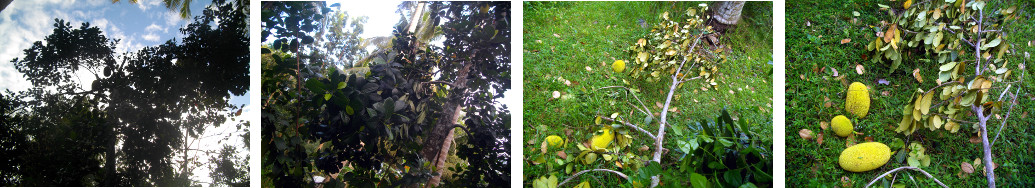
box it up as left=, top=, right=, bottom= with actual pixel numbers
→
left=709, top=1, right=745, bottom=33
left=102, top=122, right=118, bottom=186
left=420, top=63, right=471, bottom=186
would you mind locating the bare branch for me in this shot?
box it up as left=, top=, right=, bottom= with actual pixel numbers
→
left=865, top=166, right=948, bottom=188
left=599, top=116, right=656, bottom=139
left=557, top=169, right=629, bottom=187
left=597, top=86, right=658, bottom=121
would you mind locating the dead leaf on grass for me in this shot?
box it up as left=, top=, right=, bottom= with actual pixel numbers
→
left=820, top=121, right=829, bottom=130
left=799, top=129, right=814, bottom=140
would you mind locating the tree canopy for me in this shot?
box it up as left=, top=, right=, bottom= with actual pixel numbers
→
left=0, top=0, right=250, bottom=186
left=261, top=1, right=510, bottom=187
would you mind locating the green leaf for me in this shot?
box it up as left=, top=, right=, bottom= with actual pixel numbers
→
left=718, top=138, right=734, bottom=147
left=690, top=173, right=709, bottom=188
left=574, top=181, right=591, bottom=188
left=908, top=157, right=920, bottom=167
left=982, top=37, right=1001, bottom=50
left=324, top=93, right=331, bottom=101
left=338, top=82, right=346, bottom=89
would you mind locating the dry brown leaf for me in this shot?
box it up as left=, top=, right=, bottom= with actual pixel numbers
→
left=639, top=145, right=650, bottom=152
left=856, top=64, right=865, bottom=75
left=656, top=102, right=663, bottom=109
left=553, top=33, right=561, bottom=38
left=841, top=38, right=851, bottom=44
left=845, top=134, right=856, bottom=147
left=969, top=136, right=982, bottom=144
left=799, top=129, right=814, bottom=140
left=540, top=140, right=548, bottom=153
left=841, top=176, right=852, bottom=187
left=831, top=67, right=839, bottom=77
left=913, top=68, right=923, bottom=83
left=729, top=90, right=735, bottom=94
left=800, top=74, right=806, bottom=80
left=865, top=136, right=874, bottom=142
left=817, top=132, right=824, bottom=145
left=882, top=90, right=891, bottom=96
left=962, top=162, right=974, bottom=173
left=556, top=151, right=568, bottom=160
left=820, top=121, right=829, bottom=130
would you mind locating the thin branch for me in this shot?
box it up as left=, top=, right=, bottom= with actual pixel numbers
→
left=424, top=80, right=460, bottom=88
left=556, top=169, right=629, bottom=187
left=599, top=116, right=656, bottom=139
left=596, top=86, right=658, bottom=121
left=991, top=87, right=1020, bottom=146
left=865, top=166, right=948, bottom=188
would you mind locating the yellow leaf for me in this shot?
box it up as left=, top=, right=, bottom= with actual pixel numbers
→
left=904, top=0, right=913, bottom=9
left=920, top=91, right=934, bottom=115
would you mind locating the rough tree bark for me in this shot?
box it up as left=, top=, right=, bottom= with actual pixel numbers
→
left=420, top=63, right=472, bottom=186
left=709, top=1, right=745, bottom=32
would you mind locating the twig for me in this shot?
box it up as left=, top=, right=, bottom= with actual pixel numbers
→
left=597, top=86, right=658, bottom=121
left=599, top=116, right=656, bottom=139
left=556, top=169, right=629, bottom=187
left=991, top=87, right=1020, bottom=146
left=865, top=166, right=948, bottom=188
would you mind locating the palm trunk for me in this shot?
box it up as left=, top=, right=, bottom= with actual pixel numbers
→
left=711, top=1, right=745, bottom=25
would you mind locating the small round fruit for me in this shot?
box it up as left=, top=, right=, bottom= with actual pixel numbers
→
left=545, top=135, right=564, bottom=149
left=831, top=115, right=853, bottom=137
left=846, top=82, right=871, bottom=118
left=612, top=60, right=626, bottom=73
left=839, top=142, right=891, bottom=172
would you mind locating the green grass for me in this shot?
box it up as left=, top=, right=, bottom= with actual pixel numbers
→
left=523, top=1, right=773, bottom=186
left=786, top=0, right=1035, bottom=187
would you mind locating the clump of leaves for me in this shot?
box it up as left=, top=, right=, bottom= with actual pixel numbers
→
left=906, top=143, right=931, bottom=168
left=625, top=4, right=724, bottom=84
left=883, top=0, right=1020, bottom=136
left=865, top=0, right=1017, bottom=73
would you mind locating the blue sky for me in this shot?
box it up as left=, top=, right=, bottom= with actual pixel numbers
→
left=0, top=0, right=250, bottom=185
left=0, top=0, right=209, bottom=92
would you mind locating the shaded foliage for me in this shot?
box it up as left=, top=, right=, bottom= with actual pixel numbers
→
left=261, top=1, right=510, bottom=187
left=2, top=0, right=249, bottom=186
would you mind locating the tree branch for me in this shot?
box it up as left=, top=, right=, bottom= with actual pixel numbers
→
left=596, top=86, right=658, bottom=121
left=557, top=169, right=629, bottom=187
left=865, top=166, right=948, bottom=188
left=599, top=116, right=655, bottom=139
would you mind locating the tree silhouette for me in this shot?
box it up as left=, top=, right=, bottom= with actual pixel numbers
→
left=2, top=0, right=248, bottom=186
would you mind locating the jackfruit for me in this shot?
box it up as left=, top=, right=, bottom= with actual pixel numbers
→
left=839, top=142, right=891, bottom=172
left=846, top=82, right=870, bottom=118
left=613, top=60, right=626, bottom=73
left=831, top=115, right=853, bottom=137
left=546, top=135, right=564, bottom=149
left=590, top=126, right=614, bottom=151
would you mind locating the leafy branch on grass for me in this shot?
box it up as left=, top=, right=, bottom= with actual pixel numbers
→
left=865, top=166, right=948, bottom=188
left=869, top=1, right=1023, bottom=187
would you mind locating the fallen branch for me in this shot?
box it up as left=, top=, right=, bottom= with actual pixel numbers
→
left=556, top=169, right=630, bottom=187
left=865, top=166, right=948, bottom=188
left=599, top=116, right=656, bottom=139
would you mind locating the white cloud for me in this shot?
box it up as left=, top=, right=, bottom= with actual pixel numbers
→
left=145, top=22, right=165, bottom=33
left=142, top=33, right=160, bottom=42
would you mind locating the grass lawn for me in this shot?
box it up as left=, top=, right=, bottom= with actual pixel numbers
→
left=523, top=1, right=773, bottom=186
left=786, top=0, right=1035, bottom=187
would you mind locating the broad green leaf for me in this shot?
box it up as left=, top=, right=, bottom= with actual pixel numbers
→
left=690, top=173, right=709, bottom=188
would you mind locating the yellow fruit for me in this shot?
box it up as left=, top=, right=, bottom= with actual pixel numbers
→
left=545, top=135, right=564, bottom=149
left=612, top=60, right=626, bottom=73
left=590, top=126, right=614, bottom=151
left=839, top=142, right=891, bottom=172
left=831, top=115, right=853, bottom=137
left=846, top=82, right=870, bottom=118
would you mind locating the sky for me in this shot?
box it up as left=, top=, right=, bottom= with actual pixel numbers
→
left=0, top=0, right=250, bottom=186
